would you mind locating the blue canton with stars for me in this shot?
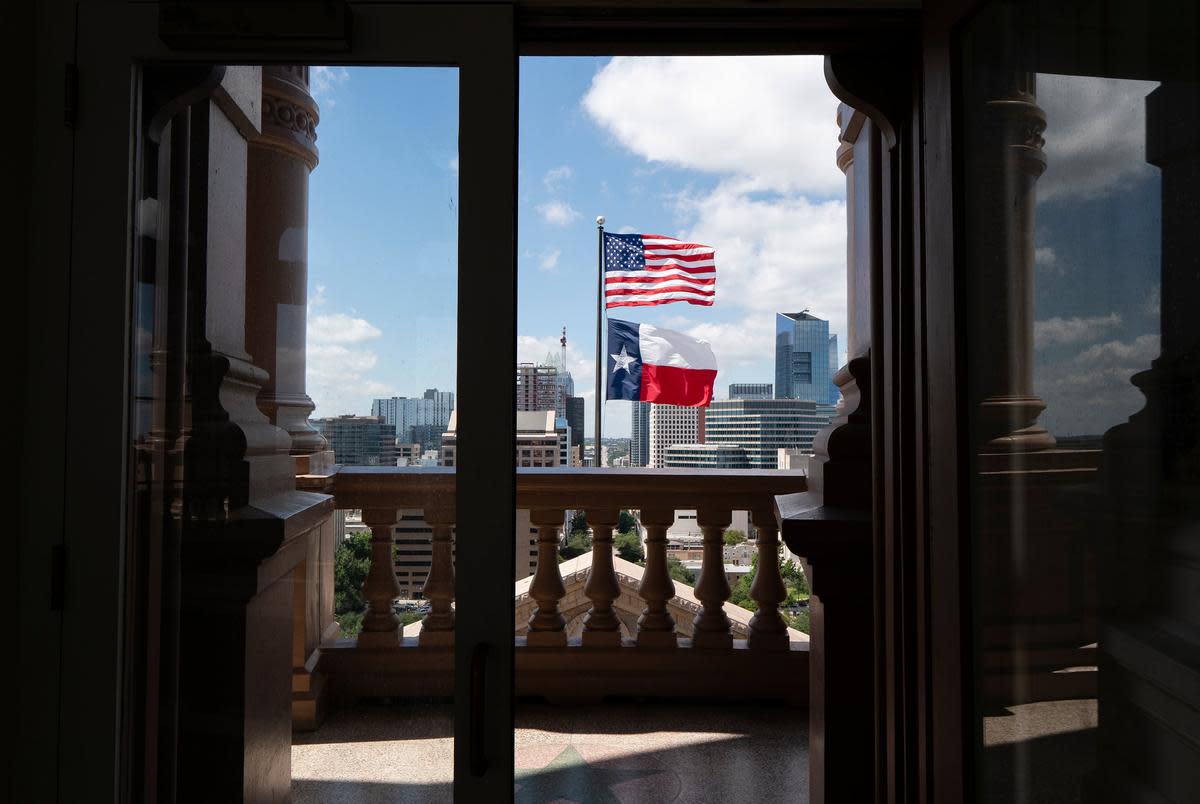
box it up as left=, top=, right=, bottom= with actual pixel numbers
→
left=606, top=318, right=643, bottom=401
left=603, top=232, right=646, bottom=273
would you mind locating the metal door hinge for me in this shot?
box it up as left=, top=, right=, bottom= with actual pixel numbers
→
left=64, top=63, right=78, bottom=130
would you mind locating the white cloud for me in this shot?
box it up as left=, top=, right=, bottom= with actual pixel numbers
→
left=537, top=200, right=581, bottom=226
left=1036, top=333, right=1159, bottom=436
left=677, top=184, right=848, bottom=336
left=682, top=316, right=775, bottom=368
left=1034, top=313, right=1121, bottom=347
left=307, top=312, right=383, bottom=344
left=538, top=248, right=562, bottom=272
left=449, top=155, right=459, bottom=175
left=310, top=66, right=350, bottom=110
left=583, top=56, right=843, bottom=196
left=1072, top=333, right=1159, bottom=367
left=1144, top=284, right=1160, bottom=317
left=581, top=56, right=848, bottom=358
left=1037, top=74, right=1159, bottom=202
left=543, top=165, right=573, bottom=191
left=305, top=292, right=390, bottom=416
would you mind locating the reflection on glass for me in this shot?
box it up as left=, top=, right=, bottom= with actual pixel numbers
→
left=963, top=3, right=1199, bottom=803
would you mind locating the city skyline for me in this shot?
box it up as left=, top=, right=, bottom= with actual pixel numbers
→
left=304, top=57, right=850, bottom=438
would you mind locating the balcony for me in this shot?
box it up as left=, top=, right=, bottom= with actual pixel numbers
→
left=288, top=465, right=811, bottom=794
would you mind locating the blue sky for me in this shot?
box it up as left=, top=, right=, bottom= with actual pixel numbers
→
left=306, top=57, right=847, bottom=438
left=304, top=61, right=1163, bottom=440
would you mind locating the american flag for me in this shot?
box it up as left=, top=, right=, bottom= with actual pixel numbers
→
left=603, top=232, right=716, bottom=308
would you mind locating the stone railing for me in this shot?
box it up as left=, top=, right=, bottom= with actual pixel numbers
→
left=296, top=466, right=810, bottom=708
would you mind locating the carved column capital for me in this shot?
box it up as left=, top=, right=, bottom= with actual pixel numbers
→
left=258, top=66, right=320, bottom=171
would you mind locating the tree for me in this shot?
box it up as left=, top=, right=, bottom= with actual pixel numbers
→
left=781, top=559, right=810, bottom=600
left=727, top=552, right=810, bottom=613
left=559, top=530, right=592, bottom=560
left=723, top=528, right=747, bottom=546
left=784, top=608, right=810, bottom=635
left=617, top=509, right=638, bottom=534
left=614, top=530, right=644, bottom=563
left=334, top=528, right=405, bottom=637
left=728, top=552, right=759, bottom=611
left=334, top=530, right=372, bottom=620
left=666, top=556, right=695, bottom=586
left=568, top=511, right=588, bottom=535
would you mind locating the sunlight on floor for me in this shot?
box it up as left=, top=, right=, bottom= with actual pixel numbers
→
left=292, top=702, right=808, bottom=803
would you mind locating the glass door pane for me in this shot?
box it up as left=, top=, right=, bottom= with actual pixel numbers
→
left=959, top=3, right=1200, bottom=802
left=66, top=4, right=516, bottom=799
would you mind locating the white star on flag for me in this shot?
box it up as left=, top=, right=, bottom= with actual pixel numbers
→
left=611, top=345, right=636, bottom=374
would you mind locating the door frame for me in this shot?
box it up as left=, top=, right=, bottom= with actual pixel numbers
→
left=60, top=3, right=517, bottom=800
left=27, top=2, right=991, bottom=802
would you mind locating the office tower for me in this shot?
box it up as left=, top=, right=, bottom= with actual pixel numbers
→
left=663, top=443, right=751, bottom=469
left=630, top=401, right=651, bottom=467
left=648, top=404, right=705, bottom=468
left=728, top=383, right=773, bottom=400
left=312, top=415, right=398, bottom=466
left=828, top=335, right=841, bottom=403
left=555, top=416, right=572, bottom=466
left=371, top=389, right=455, bottom=452
left=566, top=395, right=585, bottom=449
left=423, top=388, right=455, bottom=424
left=702, top=398, right=836, bottom=468
left=516, top=363, right=560, bottom=414
left=775, top=311, right=836, bottom=404
left=436, top=410, right=562, bottom=583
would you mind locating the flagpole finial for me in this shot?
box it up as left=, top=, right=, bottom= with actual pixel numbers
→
left=596, top=215, right=605, bottom=227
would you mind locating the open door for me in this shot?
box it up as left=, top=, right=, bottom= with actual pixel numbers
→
left=62, top=3, right=516, bottom=800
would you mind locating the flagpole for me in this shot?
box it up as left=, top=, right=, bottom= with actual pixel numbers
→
left=594, top=215, right=605, bottom=467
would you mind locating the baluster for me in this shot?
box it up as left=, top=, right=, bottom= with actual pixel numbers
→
left=692, top=507, right=733, bottom=648
left=582, top=508, right=621, bottom=646
left=358, top=508, right=401, bottom=648
left=748, top=510, right=790, bottom=650
left=419, top=504, right=455, bottom=646
left=526, top=509, right=567, bottom=646
left=636, top=508, right=678, bottom=648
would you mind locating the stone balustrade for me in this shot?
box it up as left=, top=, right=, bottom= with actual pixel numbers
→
left=296, top=466, right=810, bottom=709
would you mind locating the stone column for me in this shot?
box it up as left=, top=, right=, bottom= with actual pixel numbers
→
left=692, top=508, right=733, bottom=649
left=245, top=65, right=327, bottom=457
left=636, top=508, right=678, bottom=648
left=964, top=71, right=1055, bottom=452
left=581, top=509, right=621, bottom=646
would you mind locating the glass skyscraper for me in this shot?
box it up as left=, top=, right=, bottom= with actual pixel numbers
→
left=630, top=401, right=650, bottom=467
left=775, top=311, right=838, bottom=404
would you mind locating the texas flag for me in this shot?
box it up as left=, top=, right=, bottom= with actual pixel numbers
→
left=606, top=318, right=717, bottom=407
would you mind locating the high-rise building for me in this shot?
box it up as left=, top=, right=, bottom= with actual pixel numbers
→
left=371, top=389, right=455, bottom=452
left=664, top=443, right=750, bottom=469
left=827, top=335, right=840, bottom=403
left=648, top=404, right=705, bottom=468
left=630, top=401, right=651, bottom=467
left=516, top=363, right=560, bottom=414
left=313, top=415, right=398, bottom=466
left=702, top=398, right=836, bottom=468
left=434, top=410, right=563, bottom=583
left=555, top=416, right=572, bottom=466
left=775, top=311, right=837, bottom=404
left=565, top=395, right=585, bottom=449
left=728, top=383, right=773, bottom=400
left=422, top=388, right=455, bottom=425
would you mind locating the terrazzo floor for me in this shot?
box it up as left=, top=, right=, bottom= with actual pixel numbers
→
left=292, top=701, right=809, bottom=803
